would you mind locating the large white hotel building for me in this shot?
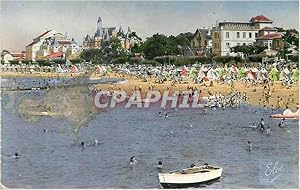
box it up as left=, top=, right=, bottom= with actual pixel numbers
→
left=212, top=15, right=274, bottom=56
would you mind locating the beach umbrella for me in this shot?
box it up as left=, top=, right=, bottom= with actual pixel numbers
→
left=95, top=65, right=102, bottom=73
left=181, top=66, right=188, bottom=78
left=70, top=65, right=78, bottom=73
left=269, top=67, right=279, bottom=81
left=189, top=67, right=198, bottom=80
left=292, top=68, right=299, bottom=82
left=280, top=68, right=291, bottom=81
left=218, top=68, right=225, bottom=78
left=207, top=68, right=214, bottom=80
left=248, top=67, right=258, bottom=80
left=106, top=66, right=112, bottom=73
left=237, top=68, right=247, bottom=79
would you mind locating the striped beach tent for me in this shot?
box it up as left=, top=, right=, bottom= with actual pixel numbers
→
left=269, top=67, right=279, bottom=81
left=292, top=68, right=299, bottom=82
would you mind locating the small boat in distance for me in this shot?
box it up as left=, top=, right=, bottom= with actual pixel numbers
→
left=158, top=164, right=222, bottom=188
left=270, top=109, right=299, bottom=119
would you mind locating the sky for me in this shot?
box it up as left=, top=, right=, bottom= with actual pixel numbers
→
left=0, top=1, right=299, bottom=51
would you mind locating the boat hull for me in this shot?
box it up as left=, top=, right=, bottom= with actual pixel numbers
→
left=270, top=114, right=299, bottom=119
left=160, top=176, right=221, bottom=188
left=159, top=167, right=222, bottom=188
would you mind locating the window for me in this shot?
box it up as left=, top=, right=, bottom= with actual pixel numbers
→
left=243, top=32, right=246, bottom=38
left=237, top=32, right=240, bottom=38
left=226, top=43, right=230, bottom=47
left=214, top=33, right=218, bottom=39
left=255, top=33, right=258, bottom=38
left=243, top=43, right=246, bottom=46
left=237, top=43, right=240, bottom=46
left=249, top=32, right=252, bottom=38
left=226, top=32, right=230, bottom=38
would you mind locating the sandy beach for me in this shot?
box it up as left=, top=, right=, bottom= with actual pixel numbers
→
left=95, top=74, right=299, bottom=111
left=2, top=72, right=298, bottom=111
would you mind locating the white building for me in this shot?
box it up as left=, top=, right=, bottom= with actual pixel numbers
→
left=26, top=30, right=82, bottom=61
left=212, top=15, right=273, bottom=56
left=218, top=22, right=258, bottom=56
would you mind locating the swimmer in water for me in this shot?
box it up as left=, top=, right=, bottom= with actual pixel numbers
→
left=14, top=152, right=19, bottom=159
left=157, top=161, right=163, bottom=169
left=279, top=118, right=285, bottom=128
left=250, top=123, right=257, bottom=129
left=165, top=113, right=168, bottom=118
left=202, top=107, right=208, bottom=114
left=129, top=156, right=138, bottom=166
left=259, top=118, right=265, bottom=131
left=158, top=112, right=162, bottom=117
left=248, top=141, right=252, bottom=152
left=81, top=141, right=86, bottom=150
left=266, top=126, right=271, bottom=135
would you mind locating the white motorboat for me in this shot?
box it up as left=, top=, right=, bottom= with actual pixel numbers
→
left=158, top=164, right=222, bottom=188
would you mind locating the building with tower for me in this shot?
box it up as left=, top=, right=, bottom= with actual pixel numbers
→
left=83, top=17, right=142, bottom=50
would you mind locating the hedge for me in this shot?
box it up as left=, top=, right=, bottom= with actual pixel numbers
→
left=248, top=54, right=264, bottom=62
left=174, top=57, right=211, bottom=66
left=213, top=56, right=243, bottom=64
left=290, top=55, right=299, bottom=63
left=140, top=60, right=160, bottom=66
left=8, top=60, right=20, bottom=65
left=21, top=60, right=31, bottom=65
left=36, top=60, right=51, bottom=66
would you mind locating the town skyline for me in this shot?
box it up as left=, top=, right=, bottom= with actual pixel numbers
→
left=1, top=1, right=299, bottom=51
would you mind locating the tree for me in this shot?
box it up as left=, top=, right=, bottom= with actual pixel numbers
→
left=142, top=34, right=169, bottom=60
left=277, top=46, right=292, bottom=59
left=142, top=33, right=193, bottom=60
left=231, top=45, right=267, bottom=59
left=80, top=49, right=103, bottom=62
left=284, top=29, right=299, bottom=48
left=131, top=43, right=143, bottom=54
left=101, top=38, right=127, bottom=64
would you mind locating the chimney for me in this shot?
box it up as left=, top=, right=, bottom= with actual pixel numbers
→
left=207, top=27, right=211, bottom=36
left=216, top=20, right=219, bottom=27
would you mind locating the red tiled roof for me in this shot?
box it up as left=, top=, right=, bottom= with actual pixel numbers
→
left=37, top=30, right=52, bottom=38
left=27, top=30, right=52, bottom=46
left=11, top=53, right=25, bottom=57
left=250, top=15, right=271, bottom=22
left=47, top=52, right=64, bottom=59
left=58, top=41, right=71, bottom=45
left=260, top=27, right=277, bottom=31
left=27, top=41, right=38, bottom=47
left=258, top=33, right=282, bottom=40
